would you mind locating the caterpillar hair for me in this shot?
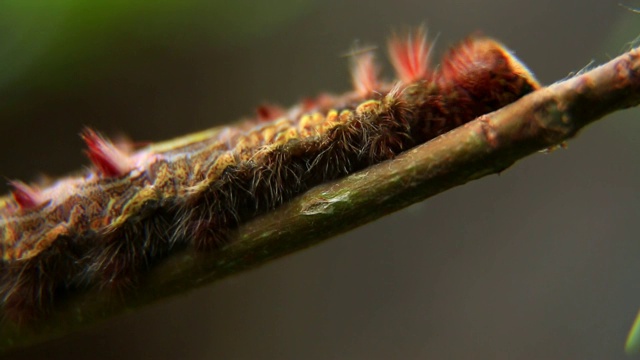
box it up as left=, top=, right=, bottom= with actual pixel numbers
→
left=0, top=27, right=540, bottom=323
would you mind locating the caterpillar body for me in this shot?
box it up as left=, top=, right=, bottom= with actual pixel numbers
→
left=0, top=28, right=540, bottom=323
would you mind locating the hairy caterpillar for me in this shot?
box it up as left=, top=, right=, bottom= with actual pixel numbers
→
left=0, top=28, right=539, bottom=324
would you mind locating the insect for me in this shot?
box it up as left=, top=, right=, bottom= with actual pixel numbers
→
left=0, top=27, right=540, bottom=324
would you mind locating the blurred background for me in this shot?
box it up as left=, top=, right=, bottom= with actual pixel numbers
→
left=1, top=0, right=640, bottom=359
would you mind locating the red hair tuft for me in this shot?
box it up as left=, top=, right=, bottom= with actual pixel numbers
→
left=388, top=26, right=433, bottom=83
left=81, top=128, right=133, bottom=178
left=256, top=104, right=285, bottom=122
left=351, top=51, right=380, bottom=97
left=10, top=181, right=46, bottom=210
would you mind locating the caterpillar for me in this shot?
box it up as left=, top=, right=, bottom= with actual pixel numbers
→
left=0, top=27, right=540, bottom=324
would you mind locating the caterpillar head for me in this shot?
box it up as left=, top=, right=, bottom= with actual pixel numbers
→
left=439, top=36, right=540, bottom=111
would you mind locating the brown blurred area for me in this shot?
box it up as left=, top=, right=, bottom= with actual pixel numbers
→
left=2, top=0, right=640, bottom=359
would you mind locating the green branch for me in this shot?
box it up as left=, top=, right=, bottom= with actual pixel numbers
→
left=2, top=46, right=640, bottom=353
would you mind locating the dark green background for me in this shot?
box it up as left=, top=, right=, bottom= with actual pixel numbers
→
left=2, top=1, right=640, bottom=359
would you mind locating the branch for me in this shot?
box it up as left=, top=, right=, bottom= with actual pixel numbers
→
left=2, top=46, right=640, bottom=353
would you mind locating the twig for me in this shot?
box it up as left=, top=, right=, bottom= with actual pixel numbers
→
left=2, top=46, right=640, bottom=353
